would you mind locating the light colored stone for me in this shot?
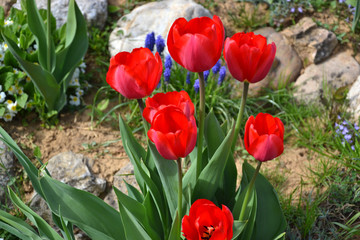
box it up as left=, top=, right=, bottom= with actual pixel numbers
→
left=347, top=75, right=360, bottom=120
left=249, top=27, right=302, bottom=95
left=13, top=0, right=108, bottom=29
left=282, top=17, right=338, bottom=64
left=294, top=51, right=360, bottom=103
left=0, top=140, right=14, bottom=204
left=0, top=0, right=16, bottom=14
left=104, top=162, right=139, bottom=210
left=281, top=17, right=317, bottom=39
left=109, top=0, right=212, bottom=56
left=29, top=151, right=106, bottom=224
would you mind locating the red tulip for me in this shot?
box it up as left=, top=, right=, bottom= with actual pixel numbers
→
left=148, top=106, right=197, bottom=160
left=106, top=47, right=162, bottom=99
left=143, top=91, right=194, bottom=124
left=182, top=199, right=233, bottom=240
left=167, top=15, right=225, bottom=72
left=244, top=113, right=284, bottom=162
left=224, top=32, right=276, bottom=83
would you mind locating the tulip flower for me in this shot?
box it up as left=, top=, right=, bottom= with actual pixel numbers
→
left=143, top=91, right=195, bottom=124
left=106, top=47, right=163, bottom=99
left=244, top=113, right=284, bottom=162
left=167, top=15, right=225, bottom=73
left=182, top=199, right=233, bottom=240
left=147, top=106, right=197, bottom=160
left=224, top=32, right=276, bottom=84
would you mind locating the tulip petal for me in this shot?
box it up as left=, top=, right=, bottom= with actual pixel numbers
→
left=247, top=134, right=284, bottom=162
left=251, top=42, right=276, bottom=83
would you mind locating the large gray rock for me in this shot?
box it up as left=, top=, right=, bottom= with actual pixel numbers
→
left=104, top=162, right=139, bottom=210
left=347, top=75, right=360, bottom=120
left=249, top=27, right=302, bottom=95
left=282, top=17, right=338, bottom=64
left=0, top=140, right=14, bottom=205
left=294, top=51, right=360, bottom=103
left=109, top=0, right=212, bottom=56
left=13, top=0, right=107, bottom=29
left=29, top=152, right=106, bottom=224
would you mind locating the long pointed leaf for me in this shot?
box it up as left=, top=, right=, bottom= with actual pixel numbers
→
left=39, top=173, right=125, bottom=239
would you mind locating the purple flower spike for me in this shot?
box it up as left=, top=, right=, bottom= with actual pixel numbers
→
left=290, top=7, right=295, bottom=13
left=145, top=32, right=155, bottom=51
left=218, top=66, right=226, bottom=85
left=186, top=72, right=191, bottom=85
left=165, top=55, right=172, bottom=69
left=164, top=68, right=171, bottom=83
left=351, top=145, right=355, bottom=151
left=212, top=60, right=221, bottom=74
left=203, top=70, right=210, bottom=82
left=298, top=7, right=303, bottom=13
left=156, top=35, right=165, bottom=55
left=194, top=79, right=200, bottom=93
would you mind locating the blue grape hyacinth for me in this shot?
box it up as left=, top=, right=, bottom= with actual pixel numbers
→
left=145, top=32, right=155, bottom=51
left=156, top=35, right=165, bottom=55
left=212, top=60, right=221, bottom=74
left=193, top=79, right=200, bottom=93
left=186, top=72, right=191, bottom=85
left=218, top=66, right=226, bottom=85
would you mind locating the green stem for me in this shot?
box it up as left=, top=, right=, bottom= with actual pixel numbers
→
left=47, top=0, right=51, bottom=71
left=239, top=161, right=262, bottom=221
left=137, top=98, right=149, bottom=137
left=196, top=72, right=205, bottom=179
left=232, top=81, right=249, bottom=151
left=177, top=158, right=183, bottom=232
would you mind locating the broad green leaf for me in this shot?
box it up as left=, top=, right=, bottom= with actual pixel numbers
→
left=239, top=191, right=257, bottom=240
left=115, top=187, right=161, bottom=240
left=119, top=116, right=147, bottom=192
left=0, top=209, right=42, bottom=240
left=124, top=180, right=144, bottom=202
left=242, top=162, right=286, bottom=240
left=97, top=98, right=109, bottom=111
left=0, top=221, right=34, bottom=240
left=53, top=0, right=88, bottom=82
left=205, top=111, right=237, bottom=207
left=39, top=174, right=126, bottom=239
left=8, top=188, right=63, bottom=240
left=26, top=0, right=55, bottom=71
left=2, top=32, right=60, bottom=111
left=143, top=192, right=164, bottom=238
left=232, top=220, right=246, bottom=240
left=118, top=203, right=152, bottom=239
left=192, top=125, right=235, bottom=201
left=167, top=211, right=180, bottom=240
left=1, top=72, right=15, bottom=91
left=0, top=107, right=5, bottom=116
left=149, top=143, right=179, bottom=219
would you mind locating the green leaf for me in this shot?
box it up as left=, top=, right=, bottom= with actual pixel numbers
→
left=167, top=211, right=180, bottom=240
left=124, top=180, right=144, bottom=202
left=1, top=72, right=15, bottom=91
left=192, top=125, right=235, bottom=201
left=97, top=98, right=109, bottom=111
left=16, top=93, right=28, bottom=108
left=0, top=209, right=42, bottom=240
left=149, top=143, right=179, bottom=218
left=26, top=0, right=55, bottom=71
left=39, top=173, right=126, bottom=239
left=2, top=32, right=60, bottom=111
left=143, top=192, right=164, bottom=238
left=8, top=188, right=63, bottom=240
left=204, top=111, right=237, bottom=207
left=114, top=187, right=161, bottom=240
left=232, top=220, right=246, bottom=240
left=239, top=190, right=257, bottom=240
left=0, top=107, right=5, bottom=117
left=242, top=162, right=286, bottom=240
left=53, top=0, right=88, bottom=82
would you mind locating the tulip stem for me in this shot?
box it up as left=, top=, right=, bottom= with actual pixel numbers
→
left=239, top=161, right=262, bottom=222
left=196, top=72, right=205, bottom=179
left=177, top=158, right=183, bottom=231
left=137, top=98, right=149, bottom=137
left=232, top=81, right=249, bottom=151
left=46, top=0, right=51, bottom=71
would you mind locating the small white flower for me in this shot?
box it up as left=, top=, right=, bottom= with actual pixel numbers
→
left=69, top=78, right=80, bottom=87
left=27, top=46, right=35, bottom=54
left=3, top=112, right=14, bottom=122
left=4, top=19, right=13, bottom=26
left=25, top=76, right=31, bottom=82
left=69, top=95, right=80, bottom=106
left=7, top=85, right=16, bottom=95
left=5, top=99, right=13, bottom=105
left=33, top=44, right=38, bottom=50
left=0, top=52, right=4, bottom=62
left=0, top=92, right=5, bottom=103
left=7, top=101, right=17, bottom=113
left=83, top=80, right=92, bottom=90
left=16, top=86, right=24, bottom=95
left=76, top=88, right=84, bottom=96
left=2, top=43, right=8, bottom=51
left=13, top=68, right=19, bottom=74
left=73, top=68, right=80, bottom=79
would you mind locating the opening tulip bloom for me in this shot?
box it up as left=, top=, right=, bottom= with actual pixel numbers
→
left=143, top=90, right=195, bottom=124
left=182, top=199, right=233, bottom=240
left=244, top=113, right=284, bottom=162
left=224, top=32, right=276, bottom=83
left=167, top=15, right=225, bottom=72
left=147, top=106, right=197, bottom=160
left=106, top=47, right=163, bottom=99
